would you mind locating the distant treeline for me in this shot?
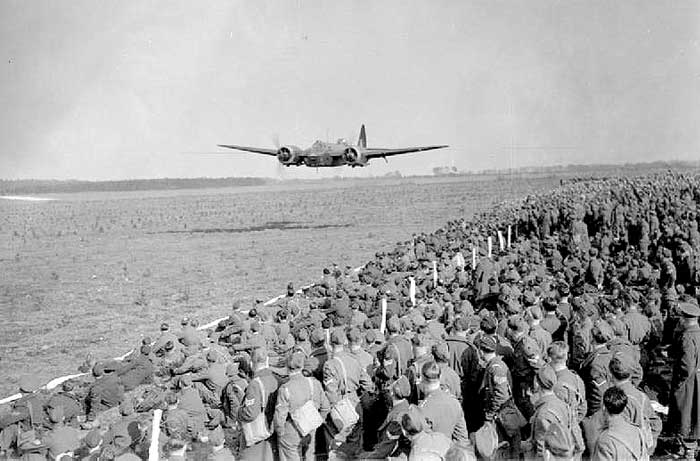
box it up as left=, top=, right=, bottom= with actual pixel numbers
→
left=0, top=177, right=274, bottom=195
left=2, top=160, right=698, bottom=194
left=473, top=160, right=700, bottom=175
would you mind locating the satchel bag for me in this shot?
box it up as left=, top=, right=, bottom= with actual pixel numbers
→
left=291, top=377, right=324, bottom=436
left=474, top=421, right=499, bottom=459
left=329, top=358, right=360, bottom=430
left=241, top=377, right=272, bottom=447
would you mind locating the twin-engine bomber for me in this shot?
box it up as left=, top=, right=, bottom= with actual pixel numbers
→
left=217, top=125, right=448, bottom=168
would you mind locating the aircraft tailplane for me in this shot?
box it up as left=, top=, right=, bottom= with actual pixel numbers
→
left=357, top=124, right=367, bottom=149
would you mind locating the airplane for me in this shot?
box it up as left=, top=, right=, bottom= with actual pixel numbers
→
left=217, top=125, right=448, bottom=168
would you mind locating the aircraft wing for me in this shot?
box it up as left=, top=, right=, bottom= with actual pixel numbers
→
left=217, top=145, right=278, bottom=156
left=364, top=145, right=448, bottom=159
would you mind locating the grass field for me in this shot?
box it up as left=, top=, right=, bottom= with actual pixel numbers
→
left=0, top=174, right=560, bottom=396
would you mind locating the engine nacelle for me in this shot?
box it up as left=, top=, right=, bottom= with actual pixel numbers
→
left=343, top=147, right=366, bottom=166
left=276, top=146, right=301, bottom=165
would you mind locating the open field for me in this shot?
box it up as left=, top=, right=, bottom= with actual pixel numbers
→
left=2, top=174, right=562, bottom=396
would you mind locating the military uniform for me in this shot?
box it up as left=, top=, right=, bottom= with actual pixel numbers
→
left=480, top=355, right=511, bottom=422
left=669, top=316, right=700, bottom=442
left=580, top=345, right=612, bottom=416
left=622, top=309, right=652, bottom=346
left=529, top=393, right=570, bottom=457
left=437, top=362, right=462, bottom=400
left=274, top=372, right=330, bottom=461
left=191, top=360, right=229, bottom=407
left=87, top=374, right=124, bottom=420
left=552, top=365, right=587, bottom=422
left=418, top=388, right=469, bottom=444
left=479, top=354, right=522, bottom=458
left=238, top=368, right=279, bottom=461
left=617, top=380, right=661, bottom=452
left=323, top=351, right=372, bottom=454
left=593, top=416, right=645, bottom=461
left=510, top=334, right=542, bottom=418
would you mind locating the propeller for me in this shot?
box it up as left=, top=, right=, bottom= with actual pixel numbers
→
left=271, top=133, right=285, bottom=179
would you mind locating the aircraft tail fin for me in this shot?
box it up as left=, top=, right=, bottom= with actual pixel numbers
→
left=357, top=124, right=367, bottom=148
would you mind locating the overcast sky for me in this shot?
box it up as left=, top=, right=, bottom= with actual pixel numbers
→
left=1, top=1, right=698, bottom=180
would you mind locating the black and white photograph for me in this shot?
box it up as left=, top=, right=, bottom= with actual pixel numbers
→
left=1, top=1, right=699, bottom=459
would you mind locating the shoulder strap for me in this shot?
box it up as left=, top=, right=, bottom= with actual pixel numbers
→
left=306, top=377, right=314, bottom=403
left=255, top=377, right=267, bottom=408
left=335, top=357, right=348, bottom=394
left=391, top=343, right=403, bottom=374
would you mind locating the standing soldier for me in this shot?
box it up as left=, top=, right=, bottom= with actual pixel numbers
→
left=508, top=316, right=543, bottom=419
left=323, top=330, right=373, bottom=458
left=478, top=336, right=523, bottom=459
left=238, top=347, right=279, bottom=461
left=418, top=361, right=470, bottom=445
left=274, top=351, right=330, bottom=461
left=580, top=320, right=614, bottom=416
left=547, top=341, right=587, bottom=422
left=668, top=302, right=700, bottom=460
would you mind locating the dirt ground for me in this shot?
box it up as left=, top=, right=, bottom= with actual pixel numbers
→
left=0, top=174, right=560, bottom=396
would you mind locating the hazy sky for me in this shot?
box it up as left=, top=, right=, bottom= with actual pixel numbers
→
left=1, top=1, right=698, bottom=180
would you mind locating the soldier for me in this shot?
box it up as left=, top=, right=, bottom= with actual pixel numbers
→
left=86, top=364, right=125, bottom=421
left=622, top=292, right=652, bottom=347
left=540, top=297, right=561, bottom=336
left=527, top=305, right=552, bottom=358
left=347, top=327, right=373, bottom=376
left=274, top=351, right=330, bottom=461
left=42, top=407, right=81, bottom=460
left=238, top=347, right=279, bottom=461
left=358, top=376, right=412, bottom=459
left=401, top=405, right=452, bottom=461
left=593, top=387, right=646, bottom=461
left=380, top=316, right=413, bottom=381
left=523, top=367, right=571, bottom=458
left=117, top=345, right=154, bottom=391
left=191, top=350, right=229, bottom=408
left=45, top=381, right=84, bottom=425
left=478, top=336, right=522, bottom=458
left=305, top=328, right=328, bottom=381
left=668, top=302, right=700, bottom=460
left=154, top=322, right=181, bottom=353
left=323, top=330, right=372, bottom=457
left=547, top=341, right=587, bottom=422
left=418, top=361, right=469, bottom=444
left=432, top=342, right=461, bottom=400
left=580, top=320, right=614, bottom=416
left=473, top=313, right=513, bottom=367
left=608, top=354, right=661, bottom=453
left=179, top=317, right=202, bottom=348
left=508, top=316, right=543, bottom=419
left=176, top=375, right=207, bottom=439
left=608, top=318, right=643, bottom=386
left=221, top=362, right=249, bottom=428
left=586, top=248, right=605, bottom=289
left=406, top=334, right=433, bottom=403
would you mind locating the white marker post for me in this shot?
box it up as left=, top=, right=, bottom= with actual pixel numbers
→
left=380, top=298, right=388, bottom=334
left=409, top=277, right=416, bottom=306
left=149, top=408, right=163, bottom=461
left=432, top=261, right=438, bottom=288
left=487, top=237, right=493, bottom=258
left=471, top=247, right=477, bottom=270
left=498, top=231, right=505, bottom=252
left=507, top=225, right=512, bottom=248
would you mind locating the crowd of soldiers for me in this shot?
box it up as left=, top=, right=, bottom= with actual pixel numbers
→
left=2, top=171, right=700, bottom=460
